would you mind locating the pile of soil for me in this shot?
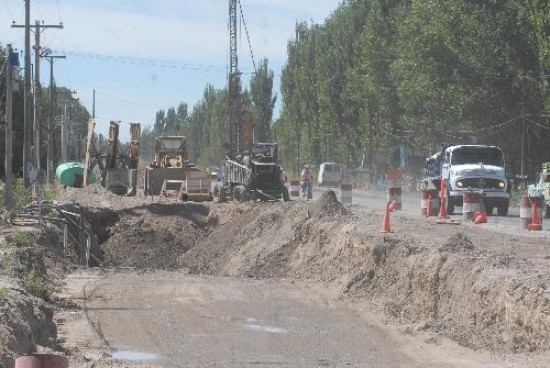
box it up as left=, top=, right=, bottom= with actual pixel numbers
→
left=310, top=190, right=350, bottom=217
left=102, top=203, right=212, bottom=269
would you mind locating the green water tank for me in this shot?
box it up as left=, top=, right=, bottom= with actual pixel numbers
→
left=55, top=162, right=97, bottom=187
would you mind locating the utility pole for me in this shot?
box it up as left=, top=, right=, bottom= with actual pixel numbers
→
left=4, top=45, right=17, bottom=209
left=33, top=20, right=41, bottom=196
left=11, top=0, right=31, bottom=186
left=12, top=6, right=63, bottom=186
left=61, top=99, right=68, bottom=162
left=61, top=92, right=78, bottom=162
left=44, top=53, right=66, bottom=186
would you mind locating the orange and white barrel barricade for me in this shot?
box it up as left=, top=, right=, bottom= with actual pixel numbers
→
left=387, top=186, right=402, bottom=210
left=340, top=183, right=353, bottom=205
left=386, top=168, right=404, bottom=211
left=289, top=180, right=300, bottom=198
left=420, top=189, right=440, bottom=216
left=462, top=191, right=483, bottom=222
left=520, top=195, right=544, bottom=230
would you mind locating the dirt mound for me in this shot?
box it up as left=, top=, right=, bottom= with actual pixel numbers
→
left=101, top=202, right=212, bottom=269
left=310, top=190, right=350, bottom=216
left=56, top=185, right=149, bottom=211
left=439, top=232, right=475, bottom=253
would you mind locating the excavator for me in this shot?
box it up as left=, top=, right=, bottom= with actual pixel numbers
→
left=84, top=120, right=140, bottom=196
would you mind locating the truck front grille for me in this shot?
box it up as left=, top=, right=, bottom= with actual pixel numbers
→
left=460, top=178, right=501, bottom=189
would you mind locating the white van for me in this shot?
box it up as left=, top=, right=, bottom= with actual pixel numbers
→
left=318, top=162, right=342, bottom=187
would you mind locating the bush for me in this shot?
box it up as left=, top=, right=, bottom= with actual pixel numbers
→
left=6, top=231, right=35, bottom=248
left=0, top=178, right=32, bottom=224
left=22, top=268, right=44, bottom=298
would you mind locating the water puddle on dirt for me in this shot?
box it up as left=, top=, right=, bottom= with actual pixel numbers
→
left=245, top=317, right=286, bottom=334
left=112, top=350, right=158, bottom=361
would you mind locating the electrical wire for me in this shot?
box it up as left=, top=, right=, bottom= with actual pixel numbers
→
left=94, top=90, right=166, bottom=110
left=238, top=0, right=256, bottom=71
left=524, top=116, right=550, bottom=131
left=61, top=50, right=255, bottom=74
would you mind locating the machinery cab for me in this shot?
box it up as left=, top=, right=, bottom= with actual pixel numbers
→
left=153, top=136, right=187, bottom=168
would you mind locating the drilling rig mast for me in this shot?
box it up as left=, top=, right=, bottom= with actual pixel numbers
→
left=228, top=0, right=242, bottom=157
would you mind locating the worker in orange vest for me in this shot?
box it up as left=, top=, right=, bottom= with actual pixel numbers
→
left=301, top=164, right=313, bottom=199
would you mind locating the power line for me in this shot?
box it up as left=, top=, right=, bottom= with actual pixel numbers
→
left=61, top=50, right=256, bottom=74
left=94, top=90, right=165, bottom=110
left=524, top=116, right=550, bottom=131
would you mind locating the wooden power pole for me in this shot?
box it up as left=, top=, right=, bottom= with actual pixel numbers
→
left=4, top=45, right=17, bottom=209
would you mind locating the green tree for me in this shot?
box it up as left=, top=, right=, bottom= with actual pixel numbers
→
left=250, top=58, right=277, bottom=142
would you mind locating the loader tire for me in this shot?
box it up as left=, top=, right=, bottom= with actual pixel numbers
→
left=233, top=186, right=247, bottom=202
left=213, top=184, right=225, bottom=203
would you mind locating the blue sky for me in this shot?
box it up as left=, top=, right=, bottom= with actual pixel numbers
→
left=1, top=0, right=341, bottom=140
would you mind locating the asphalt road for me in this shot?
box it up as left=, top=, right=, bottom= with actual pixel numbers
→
left=310, top=187, right=550, bottom=234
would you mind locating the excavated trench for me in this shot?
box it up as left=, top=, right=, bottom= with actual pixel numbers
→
left=2, top=187, right=548, bottom=366
left=81, top=190, right=549, bottom=354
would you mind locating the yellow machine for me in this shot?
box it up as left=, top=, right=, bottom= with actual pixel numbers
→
left=84, top=120, right=140, bottom=196
left=144, top=136, right=212, bottom=201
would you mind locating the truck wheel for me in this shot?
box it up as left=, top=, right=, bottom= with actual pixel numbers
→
left=233, top=186, right=247, bottom=202
left=485, top=206, right=494, bottom=216
left=497, top=206, right=508, bottom=216
left=282, top=187, right=290, bottom=202
left=233, top=187, right=242, bottom=202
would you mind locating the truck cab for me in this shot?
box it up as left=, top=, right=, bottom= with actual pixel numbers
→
left=425, top=144, right=510, bottom=216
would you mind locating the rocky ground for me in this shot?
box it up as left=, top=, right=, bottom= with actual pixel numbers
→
left=0, top=184, right=549, bottom=366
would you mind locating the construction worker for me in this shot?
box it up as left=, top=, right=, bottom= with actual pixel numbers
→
left=301, top=164, right=313, bottom=199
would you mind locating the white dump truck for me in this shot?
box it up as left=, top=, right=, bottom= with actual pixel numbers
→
left=421, top=144, right=510, bottom=216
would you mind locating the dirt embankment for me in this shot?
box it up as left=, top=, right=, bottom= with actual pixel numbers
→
left=0, top=228, right=66, bottom=368
left=92, top=189, right=550, bottom=353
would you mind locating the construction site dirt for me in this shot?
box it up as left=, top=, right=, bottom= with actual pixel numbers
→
left=0, top=185, right=549, bottom=367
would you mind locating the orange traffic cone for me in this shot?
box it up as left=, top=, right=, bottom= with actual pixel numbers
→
left=388, top=200, right=397, bottom=212
left=529, top=198, right=542, bottom=231
left=439, top=179, right=448, bottom=219
left=474, top=211, right=487, bottom=224
left=379, top=202, right=393, bottom=233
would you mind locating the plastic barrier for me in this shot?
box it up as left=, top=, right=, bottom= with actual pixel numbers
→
left=463, top=191, right=482, bottom=222
left=339, top=183, right=352, bottom=205
left=420, top=189, right=439, bottom=216
left=520, top=195, right=544, bottom=230
left=289, top=180, right=300, bottom=198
